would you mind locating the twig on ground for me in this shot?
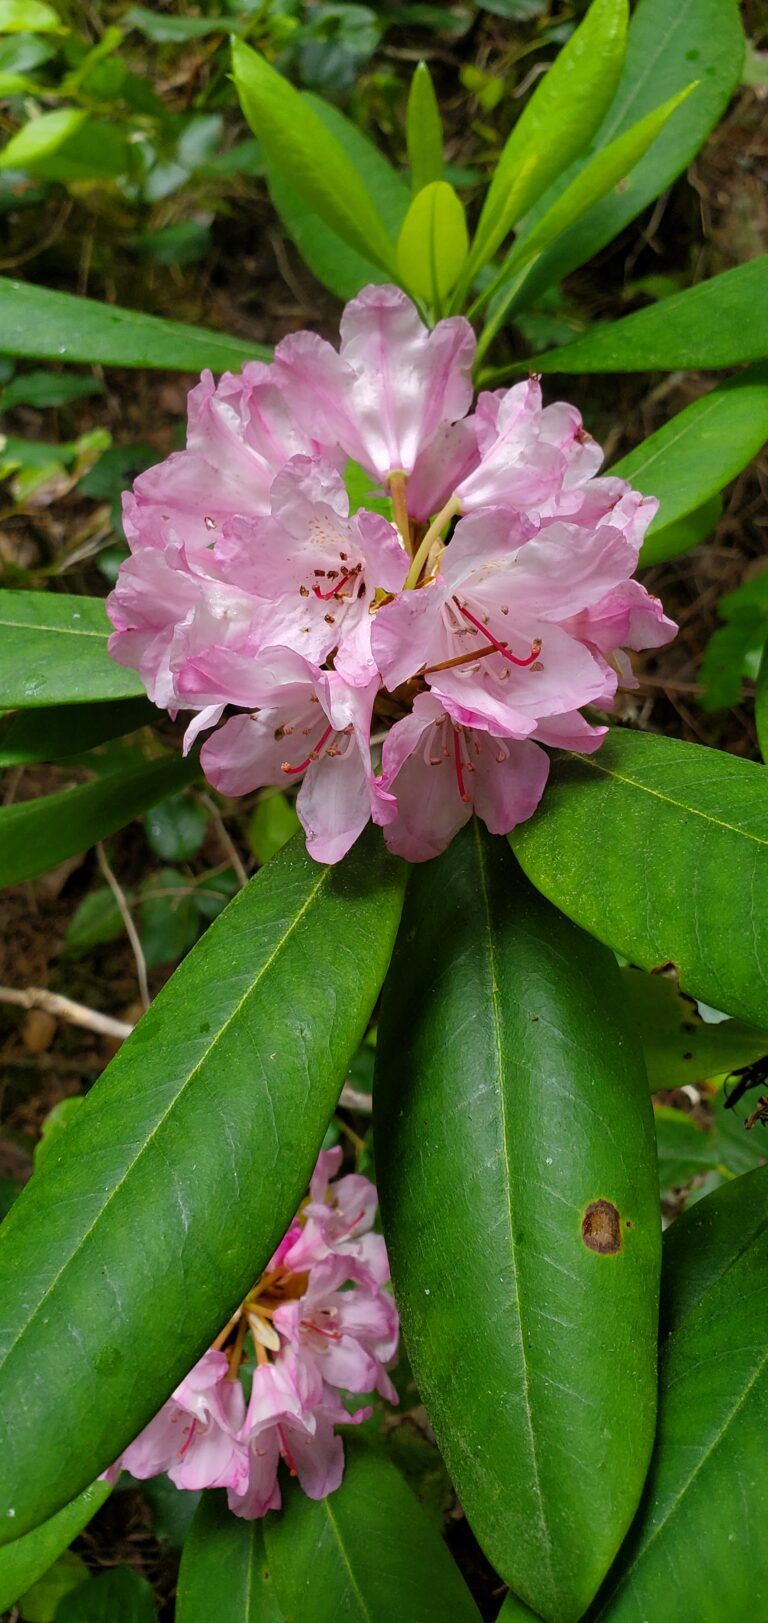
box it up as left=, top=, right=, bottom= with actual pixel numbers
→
left=96, top=843, right=150, bottom=1011
left=0, top=985, right=132, bottom=1041
left=197, top=791, right=249, bottom=888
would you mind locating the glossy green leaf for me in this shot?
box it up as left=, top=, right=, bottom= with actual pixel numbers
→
left=469, top=0, right=628, bottom=274
left=406, top=61, right=443, bottom=194
left=0, top=278, right=269, bottom=371
left=621, top=967, right=768, bottom=1091
left=232, top=40, right=394, bottom=273
left=636, top=494, right=721, bottom=569
left=610, top=367, right=768, bottom=564
left=0, top=109, right=85, bottom=171
left=0, top=698, right=154, bottom=767
left=527, top=256, right=768, bottom=372
left=0, top=0, right=63, bottom=30
left=499, top=0, right=745, bottom=320
left=264, top=1443, right=481, bottom=1623
left=0, top=754, right=198, bottom=889
left=376, top=827, right=660, bottom=1623
left=55, top=1566, right=156, bottom=1622
left=476, top=85, right=694, bottom=356
left=0, top=1483, right=110, bottom=1614
left=18, top=1549, right=89, bottom=1621
left=653, top=1106, right=719, bottom=1191
left=0, top=830, right=405, bottom=1539
left=177, top=1493, right=284, bottom=1623
left=0, top=592, right=145, bottom=708
left=248, top=794, right=300, bottom=867
left=264, top=95, right=408, bottom=301
left=511, top=730, right=768, bottom=1029
left=144, top=792, right=207, bottom=862
left=396, top=181, right=468, bottom=307
left=593, top=1166, right=768, bottom=1620
left=756, top=642, right=768, bottom=763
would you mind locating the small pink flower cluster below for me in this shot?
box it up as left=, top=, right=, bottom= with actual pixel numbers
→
left=105, top=1150, right=397, bottom=1518
left=108, top=285, right=675, bottom=864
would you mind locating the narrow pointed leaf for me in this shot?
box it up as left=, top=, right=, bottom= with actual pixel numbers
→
left=498, top=0, right=744, bottom=319
left=593, top=1166, right=768, bottom=1620
left=376, top=827, right=660, bottom=1623
left=0, top=829, right=406, bottom=1539
left=470, top=0, right=628, bottom=274
left=177, top=1494, right=284, bottom=1623
left=526, top=256, right=768, bottom=373
left=396, top=181, right=468, bottom=306
left=511, top=730, right=768, bottom=1028
left=0, top=698, right=154, bottom=767
left=0, top=1482, right=111, bottom=1614
left=609, top=366, right=768, bottom=562
left=406, top=62, right=444, bottom=194
left=264, top=1443, right=481, bottom=1623
left=0, top=108, right=86, bottom=170
left=620, top=967, right=768, bottom=1091
left=232, top=40, right=394, bottom=273
left=0, top=279, right=268, bottom=370
left=0, top=592, right=145, bottom=707
left=0, top=754, right=198, bottom=888
left=264, top=95, right=409, bottom=302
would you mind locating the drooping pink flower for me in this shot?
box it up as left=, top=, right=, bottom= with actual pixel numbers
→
left=273, top=1255, right=399, bottom=1402
left=108, top=1350, right=247, bottom=1494
left=283, top=1146, right=387, bottom=1283
left=229, top=1354, right=369, bottom=1521
left=454, top=378, right=603, bottom=516
left=273, top=284, right=475, bottom=487
left=379, top=692, right=551, bottom=862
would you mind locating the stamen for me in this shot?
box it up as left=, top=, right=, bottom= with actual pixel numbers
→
left=453, top=727, right=471, bottom=804
left=312, top=570, right=356, bottom=602
left=178, top=1420, right=197, bottom=1460
left=277, top=1423, right=298, bottom=1477
left=282, top=722, right=334, bottom=775
left=454, top=598, right=541, bottom=667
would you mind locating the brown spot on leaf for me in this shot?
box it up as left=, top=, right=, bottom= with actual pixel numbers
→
left=581, top=1199, right=622, bottom=1254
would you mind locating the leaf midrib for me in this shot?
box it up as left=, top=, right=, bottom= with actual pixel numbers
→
left=562, top=747, right=768, bottom=848
left=473, top=821, right=558, bottom=1607
left=321, top=1497, right=373, bottom=1623
left=0, top=864, right=330, bottom=1379
left=0, top=616, right=108, bottom=640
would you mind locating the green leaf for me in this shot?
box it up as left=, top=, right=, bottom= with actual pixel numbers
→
left=0, top=592, right=145, bottom=708
left=406, top=61, right=444, bottom=194
left=264, top=1443, right=481, bottom=1623
left=232, top=40, right=394, bottom=273
left=125, top=5, right=236, bottom=41
left=0, top=1483, right=110, bottom=1614
left=138, top=867, right=200, bottom=968
left=0, top=109, right=86, bottom=171
left=248, top=794, right=300, bottom=867
left=756, top=642, right=768, bottom=763
left=611, top=367, right=768, bottom=565
left=0, top=754, right=198, bottom=889
left=65, top=887, right=125, bottom=952
left=0, top=830, right=405, bottom=1540
left=479, top=84, right=695, bottom=348
left=0, top=698, right=154, bottom=767
left=621, top=967, right=768, bottom=1091
left=699, top=572, right=768, bottom=712
left=144, top=792, right=207, bottom=863
left=396, top=180, right=468, bottom=307
left=510, top=730, right=768, bottom=1029
left=635, top=494, right=721, bottom=569
left=469, top=0, right=628, bottom=275
left=34, top=1099, right=85, bottom=1171
left=0, top=0, right=63, bottom=30
left=17, top=1550, right=89, bottom=1622
left=653, top=1105, right=719, bottom=1191
left=0, top=279, right=269, bottom=371
left=1, top=371, right=103, bottom=409
left=55, top=1566, right=156, bottom=1622
left=499, top=0, right=745, bottom=320
left=376, top=827, right=660, bottom=1623
left=594, top=1166, right=768, bottom=1620
left=264, top=95, right=409, bottom=302
left=525, top=256, right=768, bottom=372
left=176, top=1493, right=285, bottom=1623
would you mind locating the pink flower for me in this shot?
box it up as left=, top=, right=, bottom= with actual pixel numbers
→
left=107, top=1350, right=247, bottom=1494
left=454, top=379, right=603, bottom=515
left=273, top=284, right=475, bottom=487
left=379, top=692, right=551, bottom=862
left=229, top=1354, right=369, bottom=1520
left=283, top=1147, right=387, bottom=1283
left=191, top=650, right=394, bottom=865
left=273, top=1255, right=399, bottom=1402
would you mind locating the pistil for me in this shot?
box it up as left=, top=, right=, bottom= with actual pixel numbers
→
left=312, top=571, right=356, bottom=602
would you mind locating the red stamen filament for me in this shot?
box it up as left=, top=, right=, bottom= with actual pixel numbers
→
left=302, top=1319, right=341, bottom=1340
left=282, top=722, right=333, bottom=775
left=312, top=570, right=356, bottom=602
left=455, top=599, right=541, bottom=667
left=178, top=1419, right=197, bottom=1460
left=453, top=728, right=471, bottom=804
left=277, top=1423, right=298, bottom=1477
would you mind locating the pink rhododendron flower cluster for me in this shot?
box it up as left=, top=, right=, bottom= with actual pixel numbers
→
left=105, top=1149, right=398, bottom=1518
left=108, top=284, right=676, bottom=863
